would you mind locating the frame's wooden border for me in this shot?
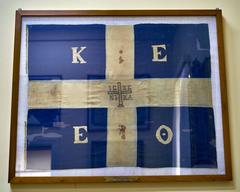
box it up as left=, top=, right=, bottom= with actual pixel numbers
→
left=8, top=9, right=232, bottom=183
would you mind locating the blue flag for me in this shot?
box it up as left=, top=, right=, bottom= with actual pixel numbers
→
left=27, top=24, right=217, bottom=170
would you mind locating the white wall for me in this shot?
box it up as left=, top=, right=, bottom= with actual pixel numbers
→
left=0, top=0, right=239, bottom=191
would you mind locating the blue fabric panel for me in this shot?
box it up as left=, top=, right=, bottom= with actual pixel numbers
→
left=137, top=107, right=176, bottom=167
left=134, top=24, right=211, bottom=79
left=137, top=107, right=216, bottom=168
left=27, top=108, right=108, bottom=169
left=180, top=107, right=217, bottom=168
left=28, top=25, right=106, bottom=80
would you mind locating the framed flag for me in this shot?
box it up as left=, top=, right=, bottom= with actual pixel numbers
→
left=8, top=9, right=232, bottom=183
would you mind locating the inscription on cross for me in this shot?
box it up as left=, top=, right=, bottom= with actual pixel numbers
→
left=107, top=82, right=133, bottom=107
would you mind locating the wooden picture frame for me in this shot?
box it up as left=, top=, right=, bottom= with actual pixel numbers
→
left=9, top=9, right=232, bottom=183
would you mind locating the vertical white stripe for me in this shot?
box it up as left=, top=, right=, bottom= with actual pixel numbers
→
left=105, top=25, right=137, bottom=166
left=107, top=108, right=137, bottom=166
left=105, top=25, right=134, bottom=80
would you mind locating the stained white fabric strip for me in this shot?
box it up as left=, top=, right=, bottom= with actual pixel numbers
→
left=28, top=78, right=212, bottom=109
left=105, top=25, right=134, bottom=80
left=106, top=108, right=137, bottom=166
left=105, top=25, right=137, bottom=166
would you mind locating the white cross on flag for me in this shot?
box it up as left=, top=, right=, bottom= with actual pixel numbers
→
left=26, top=23, right=217, bottom=170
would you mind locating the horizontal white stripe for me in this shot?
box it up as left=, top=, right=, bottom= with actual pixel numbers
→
left=28, top=78, right=212, bottom=109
